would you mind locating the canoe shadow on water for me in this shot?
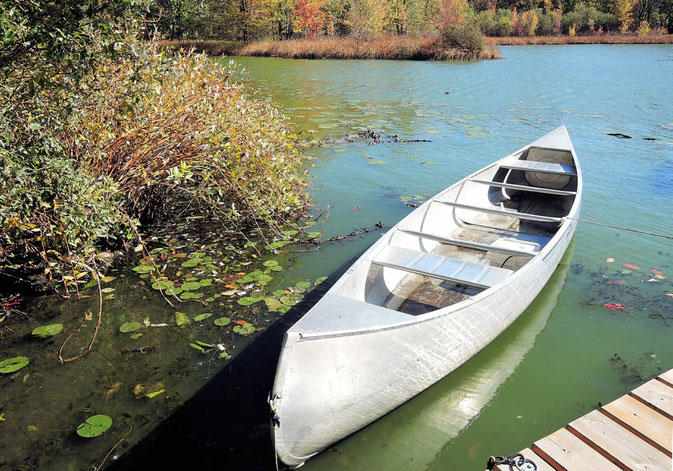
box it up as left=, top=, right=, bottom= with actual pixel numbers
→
left=109, top=258, right=353, bottom=471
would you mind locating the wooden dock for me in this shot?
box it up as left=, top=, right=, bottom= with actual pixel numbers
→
left=494, top=369, right=673, bottom=470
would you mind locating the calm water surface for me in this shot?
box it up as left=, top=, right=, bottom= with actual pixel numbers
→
left=228, top=45, right=673, bottom=470
left=2, top=45, right=672, bottom=471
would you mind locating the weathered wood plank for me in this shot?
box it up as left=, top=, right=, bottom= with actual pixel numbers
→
left=602, top=395, right=673, bottom=455
left=658, top=370, right=673, bottom=388
left=631, top=378, right=673, bottom=419
left=493, top=448, right=557, bottom=471
left=568, top=409, right=670, bottom=470
left=533, top=427, right=620, bottom=470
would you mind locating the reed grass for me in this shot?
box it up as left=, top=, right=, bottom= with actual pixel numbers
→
left=163, top=35, right=501, bottom=61
left=486, top=34, right=673, bottom=45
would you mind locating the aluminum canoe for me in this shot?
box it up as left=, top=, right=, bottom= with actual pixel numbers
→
left=270, top=126, right=582, bottom=468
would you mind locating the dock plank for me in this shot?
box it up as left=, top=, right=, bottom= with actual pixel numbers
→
left=569, top=409, right=670, bottom=470
left=495, top=368, right=673, bottom=471
left=602, top=395, right=673, bottom=454
left=533, top=427, right=620, bottom=470
left=631, top=379, right=673, bottom=419
left=658, top=370, right=673, bottom=387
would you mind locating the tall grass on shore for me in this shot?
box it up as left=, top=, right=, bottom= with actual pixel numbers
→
left=486, top=34, right=673, bottom=45
left=168, top=32, right=501, bottom=61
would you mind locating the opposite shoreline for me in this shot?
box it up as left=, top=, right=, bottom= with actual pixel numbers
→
left=158, top=33, right=673, bottom=61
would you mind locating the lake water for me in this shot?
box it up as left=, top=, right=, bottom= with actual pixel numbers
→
left=2, top=45, right=672, bottom=471
left=228, top=44, right=673, bottom=470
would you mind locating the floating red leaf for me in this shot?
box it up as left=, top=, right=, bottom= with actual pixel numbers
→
left=622, top=263, right=640, bottom=270
left=604, top=303, right=625, bottom=311
left=652, top=269, right=663, bottom=275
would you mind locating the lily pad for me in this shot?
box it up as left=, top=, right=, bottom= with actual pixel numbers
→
left=180, top=291, right=201, bottom=300
left=233, top=323, right=255, bottom=335
left=181, top=258, right=202, bottom=268
left=119, top=322, right=142, bottom=333
left=368, top=160, right=386, bottom=165
left=181, top=281, right=202, bottom=291
left=278, top=305, right=291, bottom=314
left=256, top=274, right=273, bottom=285
left=175, top=312, right=190, bottom=327
left=152, top=280, right=173, bottom=290
left=32, top=324, right=63, bottom=338
left=314, top=276, right=328, bottom=285
left=199, top=278, right=213, bottom=287
left=214, top=317, right=231, bottom=326
left=272, top=289, right=286, bottom=297
left=237, top=297, right=262, bottom=306
left=194, top=313, right=212, bottom=322
left=263, top=260, right=279, bottom=267
left=76, top=415, right=112, bottom=438
left=0, top=356, right=29, bottom=374
left=280, top=296, right=298, bottom=306
left=265, top=298, right=282, bottom=311
left=132, top=265, right=152, bottom=274
left=295, top=281, right=312, bottom=291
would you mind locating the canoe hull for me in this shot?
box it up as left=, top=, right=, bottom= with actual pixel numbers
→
left=271, top=127, right=581, bottom=467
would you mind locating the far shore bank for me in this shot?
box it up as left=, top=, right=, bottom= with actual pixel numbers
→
left=158, top=33, right=673, bottom=61
left=486, top=34, right=673, bottom=45
left=158, top=35, right=501, bottom=61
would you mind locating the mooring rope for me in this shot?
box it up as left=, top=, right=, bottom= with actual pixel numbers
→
left=564, top=217, right=673, bottom=241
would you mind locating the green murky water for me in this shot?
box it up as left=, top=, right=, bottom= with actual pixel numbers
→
left=2, top=45, right=673, bottom=470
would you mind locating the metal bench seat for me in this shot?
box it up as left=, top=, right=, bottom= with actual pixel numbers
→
left=398, top=229, right=539, bottom=257
left=372, top=246, right=513, bottom=290
left=468, top=178, right=577, bottom=196
left=433, top=200, right=564, bottom=223
left=499, top=159, right=577, bottom=176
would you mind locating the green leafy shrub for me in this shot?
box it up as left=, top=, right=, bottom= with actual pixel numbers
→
left=439, top=24, right=485, bottom=56
left=0, top=3, right=310, bottom=292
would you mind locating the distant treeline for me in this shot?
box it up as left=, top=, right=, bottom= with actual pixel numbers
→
left=145, top=0, right=673, bottom=40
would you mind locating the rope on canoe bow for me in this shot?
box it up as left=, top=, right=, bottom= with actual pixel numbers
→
left=564, top=217, right=673, bottom=241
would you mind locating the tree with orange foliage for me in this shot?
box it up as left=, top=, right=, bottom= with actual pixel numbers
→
left=439, top=0, right=468, bottom=27
left=294, top=0, right=326, bottom=38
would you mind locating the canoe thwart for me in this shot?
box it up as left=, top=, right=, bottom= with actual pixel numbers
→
left=372, top=245, right=513, bottom=289
left=468, top=178, right=577, bottom=196
left=500, top=158, right=577, bottom=176
left=397, top=229, right=540, bottom=257
left=433, top=200, right=564, bottom=223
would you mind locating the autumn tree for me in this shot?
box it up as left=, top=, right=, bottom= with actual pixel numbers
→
left=439, top=0, right=468, bottom=27
left=293, top=0, right=326, bottom=37
left=521, top=8, right=538, bottom=34
left=614, top=0, right=638, bottom=31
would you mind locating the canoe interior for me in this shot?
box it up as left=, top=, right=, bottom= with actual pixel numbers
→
left=334, top=145, right=579, bottom=316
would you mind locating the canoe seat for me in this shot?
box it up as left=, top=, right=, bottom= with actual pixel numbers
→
left=398, top=229, right=539, bottom=257
left=372, top=246, right=513, bottom=290
left=468, top=178, right=577, bottom=196
left=433, top=200, right=564, bottom=224
left=500, top=158, right=576, bottom=176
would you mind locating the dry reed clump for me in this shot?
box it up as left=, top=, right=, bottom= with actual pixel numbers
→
left=237, top=35, right=501, bottom=61
left=73, top=49, right=310, bottom=230
left=485, top=34, right=673, bottom=45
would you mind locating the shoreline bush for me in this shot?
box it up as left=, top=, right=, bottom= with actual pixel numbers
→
left=0, top=4, right=310, bottom=293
